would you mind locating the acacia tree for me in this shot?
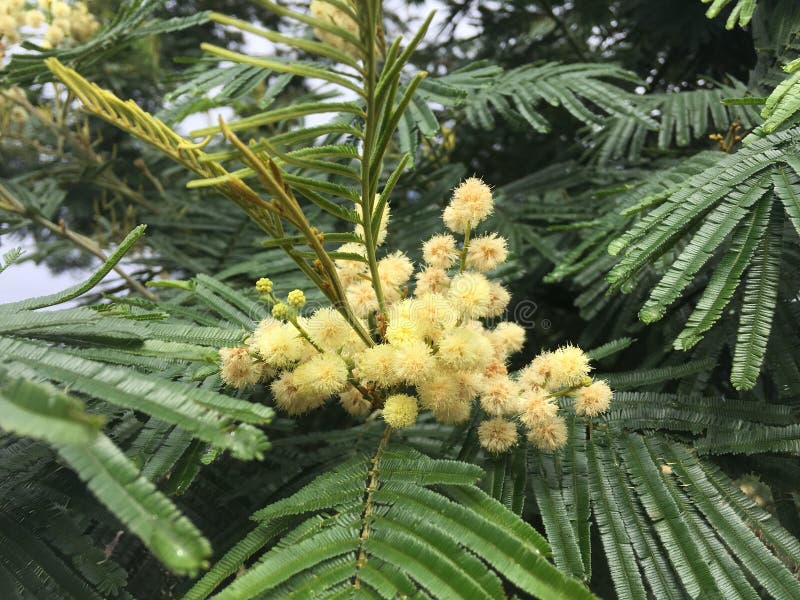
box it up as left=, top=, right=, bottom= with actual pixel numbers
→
left=1, top=1, right=800, bottom=598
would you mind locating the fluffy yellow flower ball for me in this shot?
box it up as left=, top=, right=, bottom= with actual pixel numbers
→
left=255, top=323, right=308, bottom=368
left=490, top=322, right=526, bottom=357
left=528, top=414, right=568, bottom=452
left=518, top=388, right=558, bottom=429
left=415, top=266, right=451, bottom=296
left=448, top=272, right=492, bottom=318
left=479, top=376, right=519, bottom=416
left=356, top=344, right=401, bottom=387
left=574, top=380, right=613, bottom=417
left=219, top=347, right=263, bottom=389
left=443, top=177, right=494, bottom=233
left=486, top=282, right=511, bottom=317
left=292, top=353, right=349, bottom=397
left=392, top=340, right=436, bottom=385
left=306, top=307, right=350, bottom=352
left=422, top=234, right=459, bottom=269
left=385, top=316, right=422, bottom=345
left=547, top=344, right=591, bottom=390
left=383, top=394, right=418, bottom=428
left=346, top=280, right=379, bottom=317
left=478, top=418, right=518, bottom=454
left=378, top=251, right=414, bottom=291
left=338, top=385, right=371, bottom=417
left=466, top=233, right=508, bottom=272
left=271, top=371, right=326, bottom=416
left=437, top=327, right=494, bottom=372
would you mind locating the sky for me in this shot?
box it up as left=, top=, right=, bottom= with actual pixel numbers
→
left=0, top=1, right=480, bottom=304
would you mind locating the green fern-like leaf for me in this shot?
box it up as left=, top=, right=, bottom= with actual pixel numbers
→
left=187, top=439, right=594, bottom=599
left=731, top=210, right=783, bottom=389
left=0, top=375, right=211, bottom=575
left=701, top=0, right=758, bottom=29
left=0, top=0, right=210, bottom=84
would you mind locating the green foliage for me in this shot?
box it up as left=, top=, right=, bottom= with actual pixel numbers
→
left=0, top=227, right=279, bottom=581
left=0, top=0, right=211, bottom=85
left=701, top=0, right=758, bottom=29
left=188, top=442, right=593, bottom=599
left=426, top=61, right=655, bottom=135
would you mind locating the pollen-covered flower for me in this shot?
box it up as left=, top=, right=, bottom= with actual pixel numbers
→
left=292, top=353, right=349, bottom=397
left=0, top=15, right=17, bottom=41
left=443, top=177, right=494, bottom=233
left=455, top=370, right=485, bottom=402
left=437, top=327, right=494, bottom=372
left=309, top=0, right=360, bottom=59
left=414, top=292, right=458, bottom=340
left=484, top=360, right=508, bottom=379
left=346, top=280, right=379, bottom=317
left=479, top=376, right=519, bottom=416
left=271, top=371, right=326, bottom=416
left=417, top=371, right=461, bottom=409
left=548, top=344, right=591, bottom=390
left=528, top=414, right=569, bottom=452
left=574, top=380, right=612, bottom=417
left=392, top=340, right=436, bottom=385
left=386, top=316, right=422, bottom=345
left=306, top=307, right=349, bottom=352
left=448, top=272, right=492, bottom=318
left=44, top=23, right=65, bottom=46
left=52, top=1, right=71, bottom=18
left=383, top=394, right=418, bottom=428
left=219, top=347, right=263, bottom=389
left=422, top=234, right=459, bottom=269
left=485, top=282, right=511, bottom=318
left=415, top=266, right=451, bottom=296
left=490, top=322, right=526, bottom=357
left=24, top=10, right=45, bottom=28
left=518, top=388, right=557, bottom=428
left=356, top=344, right=401, bottom=387
left=478, top=418, right=518, bottom=454
left=518, top=352, right=554, bottom=390
left=378, top=251, right=414, bottom=290
left=255, top=323, right=307, bottom=368
left=467, top=233, right=508, bottom=272
left=339, top=385, right=371, bottom=417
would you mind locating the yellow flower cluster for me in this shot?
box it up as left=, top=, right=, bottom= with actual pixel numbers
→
left=0, top=0, right=99, bottom=56
left=218, top=177, right=613, bottom=453
left=0, top=85, right=27, bottom=129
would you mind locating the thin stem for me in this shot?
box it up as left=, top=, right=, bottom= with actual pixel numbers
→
left=546, top=379, right=591, bottom=400
left=359, top=0, right=390, bottom=323
left=0, top=184, right=156, bottom=300
left=219, top=119, right=374, bottom=347
left=288, top=315, right=325, bottom=353
left=539, top=0, right=587, bottom=61
left=459, top=222, right=472, bottom=273
left=354, top=424, right=392, bottom=583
